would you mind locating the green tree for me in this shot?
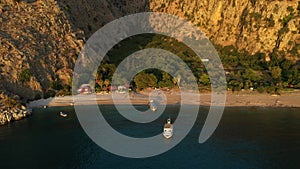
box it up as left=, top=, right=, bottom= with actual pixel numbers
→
left=242, top=69, right=262, bottom=83
left=243, top=80, right=252, bottom=90
left=104, top=79, right=110, bottom=88
left=199, top=73, right=210, bottom=85
left=97, top=64, right=116, bottom=81
left=158, top=72, right=174, bottom=88
left=96, top=79, right=104, bottom=90
left=270, top=66, right=282, bottom=81
left=101, top=79, right=110, bottom=91
left=289, top=65, right=300, bottom=85
left=44, top=89, right=56, bottom=99
left=50, top=80, right=62, bottom=90
left=228, top=79, right=243, bottom=92
left=134, top=72, right=157, bottom=90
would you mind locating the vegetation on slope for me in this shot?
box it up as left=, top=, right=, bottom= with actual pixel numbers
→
left=94, top=34, right=300, bottom=94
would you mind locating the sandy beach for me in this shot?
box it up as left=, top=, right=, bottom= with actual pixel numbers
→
left=27, top=90, right=300, bottom=108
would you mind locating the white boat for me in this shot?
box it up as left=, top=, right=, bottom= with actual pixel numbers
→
left=149, top=100, right=157, bottom=112
left=163, top=118, right=173, bottom=139
left=150, top=106, right=157, bottom=112
left=60, top=112, right=67, bottom=117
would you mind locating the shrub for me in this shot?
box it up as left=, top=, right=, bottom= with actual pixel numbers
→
left=265, top=15, right=275, bottom=27
left=44, top=89, right=56, bottom=99
left=55, top=90, right=71, bottom=97
left=257, top=86, right=265, bottom=93
left=34, top=93, right=42, bottom=100
left=19, top=69, right=31, bottom=83
left=287, top=6, right=294, bottom=13
left=250, top=12, right=262, bottom=21
left=50, top=81, right=62, bottom=90
left=295, top=82, right=300, bottom=89
left=282, top=12, right=294, bottom=26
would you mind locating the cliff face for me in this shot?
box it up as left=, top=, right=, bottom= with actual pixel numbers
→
left=149, top=0, right=299, bottom=59
left=0, top=0, right=84, bottom=100
left=62, top=0, right=299, bottom=59
left=59, top=0, right=150, bottom=37
left=0, top=0, right=299, bottom=102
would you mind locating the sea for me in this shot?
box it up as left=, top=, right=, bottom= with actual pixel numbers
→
left=0, top=105, right=300, bottom=169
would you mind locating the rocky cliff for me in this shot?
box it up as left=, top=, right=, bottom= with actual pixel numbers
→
left=150, top=0, right=299, bottom=60
left=0, top=0, right=299, bottom=116
left=61, top=0, right=299, bottom=59
left=0, top=0, right=84, bottom=101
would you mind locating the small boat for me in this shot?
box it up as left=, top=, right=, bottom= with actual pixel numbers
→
left=163, top=117, right=173, bottom=139
left=60, top=111, right=67, bottom=117
left=149, top=100, right=157, bottom=112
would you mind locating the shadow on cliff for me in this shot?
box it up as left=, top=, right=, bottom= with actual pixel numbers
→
left=56, top=0, right=154, bottom=82
left=57, top=0, right=151, bottom=38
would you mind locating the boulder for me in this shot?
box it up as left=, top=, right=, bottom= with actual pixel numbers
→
left=21, top=105, right=26, bottom=110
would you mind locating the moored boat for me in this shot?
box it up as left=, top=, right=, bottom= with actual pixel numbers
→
left=60, top=112, right=67, bottom=117
left=149, top=100, right=157, bottom=112
left=163, top=117, right=173, bottom=139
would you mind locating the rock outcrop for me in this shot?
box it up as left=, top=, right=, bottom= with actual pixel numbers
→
left=0, top=92, right=31, bottom=125
left=0, top=106, right=31, bottom=125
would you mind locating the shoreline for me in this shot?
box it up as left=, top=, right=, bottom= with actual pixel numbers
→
left=27, top=91, right=300, bottom=108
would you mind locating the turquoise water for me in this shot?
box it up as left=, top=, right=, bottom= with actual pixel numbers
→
left=0, top=105, right=300, bottom=169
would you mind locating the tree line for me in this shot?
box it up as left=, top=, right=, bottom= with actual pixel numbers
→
left=93, top=34, right=299, bottom=94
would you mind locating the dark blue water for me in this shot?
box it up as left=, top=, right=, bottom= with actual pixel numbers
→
left=1, top=105, right=300, bottom=169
